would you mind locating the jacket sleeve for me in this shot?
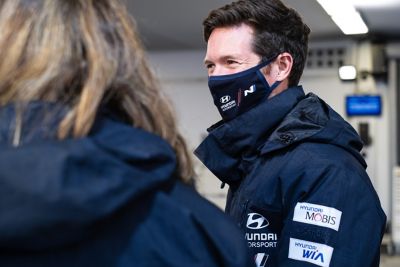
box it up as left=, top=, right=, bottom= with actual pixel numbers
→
left=277, top=148, right=386, bottom=267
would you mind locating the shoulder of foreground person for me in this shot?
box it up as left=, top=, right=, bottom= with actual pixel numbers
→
left=104, top=179, right=254, bottom=267
left=153, top=181, right=255, bottom=267
left=117, top=181, right=255, bottom=267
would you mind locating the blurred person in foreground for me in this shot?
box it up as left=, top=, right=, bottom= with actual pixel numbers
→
left=0, top=1, right=253, bottom=266
left=194, top=0, right=386, bottom=266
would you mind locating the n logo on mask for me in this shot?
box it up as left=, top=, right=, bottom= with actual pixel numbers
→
left=244, top=84, right=256, bottom=97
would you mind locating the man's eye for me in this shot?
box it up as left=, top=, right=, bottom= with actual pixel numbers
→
left=206, top=63, right=214, bottom=69
left=227, top=60, right=238, bottom=65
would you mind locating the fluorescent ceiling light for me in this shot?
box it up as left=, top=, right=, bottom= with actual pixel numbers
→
left=339, top=65, right=357, bottom=81
left=331, top=12, right=368, bottom=35
left=350, top=0, right=398, bottom=7
left=317, top=0, right=369, bottom=35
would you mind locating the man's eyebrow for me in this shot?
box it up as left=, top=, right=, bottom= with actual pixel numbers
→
left=204, top=59, right=213, bottom=65
left=204, top=54, right=242, bottom=64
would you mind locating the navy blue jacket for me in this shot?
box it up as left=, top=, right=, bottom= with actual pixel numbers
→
left=195, top=86, right=386, bottom=267
left=0, top=103, right=253, bottom=267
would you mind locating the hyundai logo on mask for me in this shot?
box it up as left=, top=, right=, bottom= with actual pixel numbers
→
left=220, top=95, right=231, bottom=104
left=247, top=213, right=269, bottom=229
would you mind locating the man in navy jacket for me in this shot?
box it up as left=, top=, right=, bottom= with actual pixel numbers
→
left=195, top=0, right=386, bottom=266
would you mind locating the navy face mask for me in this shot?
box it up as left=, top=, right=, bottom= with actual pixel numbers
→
left=208, top=57, right=281, bottom=121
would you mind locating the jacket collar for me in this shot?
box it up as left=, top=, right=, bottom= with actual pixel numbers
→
left=195, top=86, right=366, bottom=186
left=259, top=92, right=329, bottom=155
left=261, top=94, right=366, bottom=167
left=194, top=86, right=306, bottom=185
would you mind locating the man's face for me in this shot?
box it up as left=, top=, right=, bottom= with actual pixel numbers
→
left=204, top=23, right=262, bottom=76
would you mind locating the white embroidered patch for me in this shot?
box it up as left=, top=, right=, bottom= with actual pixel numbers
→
left=288, top=238, right=333, bottom=267
left=293, top=202, right=342, bottom=231
left=254, top=253, right=269, bottom=267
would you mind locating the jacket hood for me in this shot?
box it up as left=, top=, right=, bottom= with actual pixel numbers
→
left=195, top=86, right=366, bottom=185
left=261, top=93, right=366, bottom=166
left=0, top=102, right=177, bottom=250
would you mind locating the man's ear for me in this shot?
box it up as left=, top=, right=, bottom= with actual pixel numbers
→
left=275, top=52, right=293, bottom=81
left=260, top=52, right=293, bottom=98
left=260, top=52, right=293, bottom=82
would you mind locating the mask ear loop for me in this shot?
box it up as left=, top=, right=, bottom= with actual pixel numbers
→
left=270, top=80, right=281, bottom=91
left=258, top=52, right=282, bottom=92
left=259, top=53, right=282, bottom=92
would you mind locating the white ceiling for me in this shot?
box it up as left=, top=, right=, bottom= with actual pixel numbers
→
left=127, top=0, right=400, bottom=51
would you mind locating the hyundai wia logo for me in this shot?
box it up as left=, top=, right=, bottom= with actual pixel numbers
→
left=220, top=95, right=231, bottom=104
left=247, top=213, right=269, bottom=229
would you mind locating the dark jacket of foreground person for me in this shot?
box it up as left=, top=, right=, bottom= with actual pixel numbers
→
left=0, top=103, right=253, bottom=267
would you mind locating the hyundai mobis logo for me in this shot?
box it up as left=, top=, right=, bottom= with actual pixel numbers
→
left=293, top=202, right=342, bottom=231
left=247, top=213, right=269, bottom=229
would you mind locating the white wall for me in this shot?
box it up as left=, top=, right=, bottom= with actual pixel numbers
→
left=148, top=43, right=393, bottom=214
left=387, top=43, right=400, bottom=232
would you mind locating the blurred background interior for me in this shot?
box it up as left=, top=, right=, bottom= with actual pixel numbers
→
left=127, top=0, right=400, bottom=264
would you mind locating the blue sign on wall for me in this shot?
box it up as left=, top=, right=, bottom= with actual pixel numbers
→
left=346, top=95, right=382, bottom=116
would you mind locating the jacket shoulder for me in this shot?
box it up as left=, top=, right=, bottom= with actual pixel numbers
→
left=128, top=181, right=253, bottom=267
left=277, top=141, right=385, bottom=217
left=280, top=141, right=364, bottom=178
left=169, top=182, right=253, bottom=266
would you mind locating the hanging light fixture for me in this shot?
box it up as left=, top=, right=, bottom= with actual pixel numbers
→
left=316, top=0, right=369, bottom=35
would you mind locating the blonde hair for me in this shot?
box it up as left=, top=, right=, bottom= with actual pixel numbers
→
left=0, top=0, right=193, bottom=181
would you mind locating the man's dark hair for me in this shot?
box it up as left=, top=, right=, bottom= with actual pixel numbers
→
left=203, top=0, right=310, bottom=86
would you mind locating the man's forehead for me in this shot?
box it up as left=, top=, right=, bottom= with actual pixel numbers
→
left=205, top=25, right=255, bottom=62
